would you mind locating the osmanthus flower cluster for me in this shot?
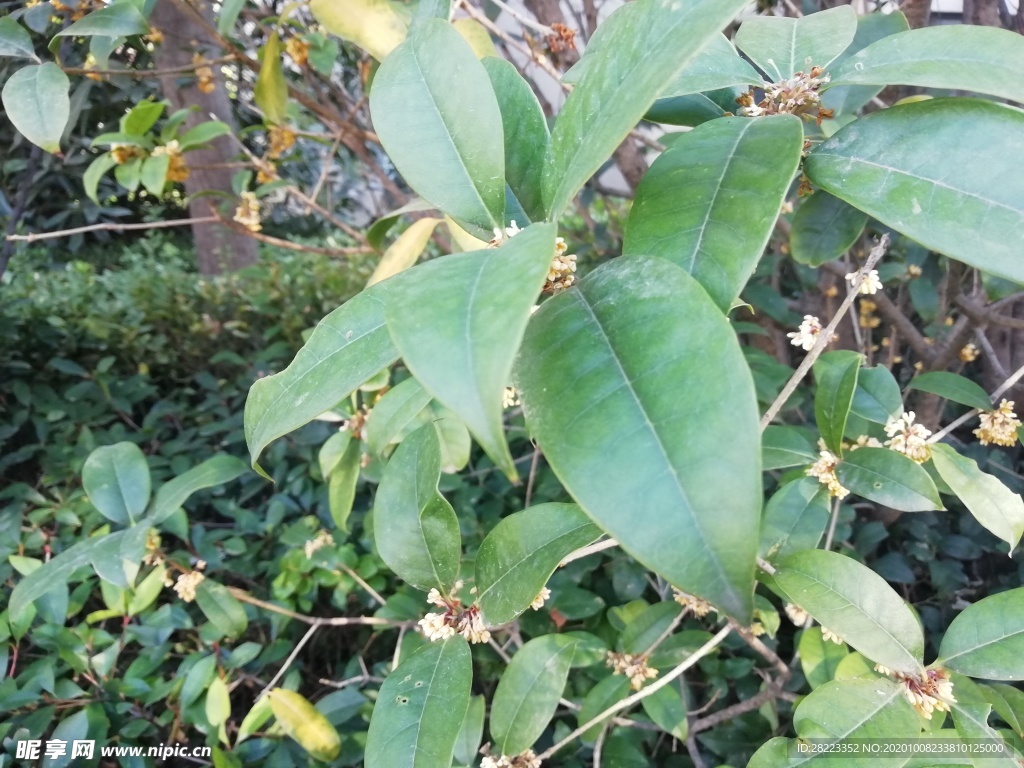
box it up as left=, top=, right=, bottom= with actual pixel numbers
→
left=873, top=665, right=957, bottom=720
left=884, top=411, right=932, bottom=463
left=489, top=220, right=577, bottom=294
left=171, top=560, right=206, bottom=603
left=480, top=748, right=542, bottom=768
left=418, top=584, right=490, bottom=644
left=737, top=59, right=834, bottom=124
left=606, top=651, right=659, bottom=691
left=807, top=450, right=849, bottom=499
left=845, top=268, right=883, bottom=295
left=975, top=399, right=1022, bottom=447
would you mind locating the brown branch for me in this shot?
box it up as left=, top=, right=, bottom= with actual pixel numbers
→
left=63, top=56, right=234, bottom=78
left=6, top=216, right=219, bottom=244
left=227, top=587, right=412, bottom=628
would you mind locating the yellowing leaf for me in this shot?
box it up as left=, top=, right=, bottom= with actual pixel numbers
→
left=367, top=217, right=442, bottom=286
left=255, top=34, right=288, bottom=125
left=310, top=0, right=408, bottom=61
left=267, top=689, right=342, bottom=762
left=452, top=18, right=497, bottom=59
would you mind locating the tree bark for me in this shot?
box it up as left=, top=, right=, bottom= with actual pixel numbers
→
left=149, top=0, right=258, bottom=274
left=902, top=0, right=932, bottom=29
left=963, top=0, right=1003, bottom=27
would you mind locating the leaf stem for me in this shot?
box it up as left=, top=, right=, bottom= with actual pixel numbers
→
left=928, top=360, right=1024, bottom=443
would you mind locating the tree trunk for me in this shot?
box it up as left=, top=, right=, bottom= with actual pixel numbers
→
left=902, top=0, right=932, bottom=29
left=963, top=0, right=1003, bottom=27
left=149, top=0, right=258, bottom=274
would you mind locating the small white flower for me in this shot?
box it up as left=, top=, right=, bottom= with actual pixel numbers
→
left=530, top=587, right=550, bottom=611
left=502, top=387, right=520, bottom=409
left=821, top=626, right=843, bottom=645
left=304, top=530, right=334, bottom=559
left=426, top=588, right=448, bottom=609
left=173, top=571, right=205, bottom=603
left=784, top=603, right=809, bottom=626
left=884, top=411, right=931, bottom=463
left=846, top=268, right=883, bottom=295
left=788, top=315, right=823, bottom=352
left=418, top=612, right=456, bottom=641
left=807, top=451, right=850, bottom=499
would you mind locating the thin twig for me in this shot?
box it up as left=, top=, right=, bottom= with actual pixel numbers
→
left=760, top=234, right=890, bottom=429
left=228, top=587, right=412, bottom=628
left=485, top=0, right=556, bottom=34
left=823, top=496, right=841, bottom=552
left=524, top=447, right=541, bottom=508
left=5, top=216, right=219, bottom=243
left=593, top=720, right=612, bottom=767
left=536, top=625, right=733, bottom=761
left=256, top=624, right=318, bottom=700
left=337, top=560, right=386, bottom=606
left=559, top=538, right=619, bottom=566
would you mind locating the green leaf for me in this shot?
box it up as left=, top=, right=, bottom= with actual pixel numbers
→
left=1, top=62, right=69, bottom=153
left=952, top=704, right=1021, bottom=768
left=365, top=636, right=471, bottom=768
left=775, top=549, right=925, bottom=674
left=759, top=477, right=831, bottom=562
left=543, top=0, right=750, bottom=218
left=217, top=0, right=248, bottom=36
left=140, top=154, right=169, bottom=196
left=82, top=442, right=151, bottom=525
left=366, top=377, right=432, bottom=457
left=383, top=223, right=556, bottom=480
left=734, top=5, right=857, bottom=81
left=206, top=675, right=231, bottom=731
left=424, top=402, right=471, bottom=473
left=328, top=439, right=361, bottom=532
left=820, top=11, right=909, bottom=117
left=268, top=689, right=343, bottom=762
left=790, top=191, right=868, bottom=267
left=828, top=26, right=1024, bottom=106
left=836, top=447, right=942, bottom=512
left=367, top=217, right=442, bottom=286
left=641, top=682, right=688, bottom=740
left=373, top=423, right=461, bottom=592
left=0, top=18, right=38, bottom=60
left=453, top=695, right=485, bottom=767
left=762, top=426, right=818, bottom=470
left=369, top=19, right=504, bottom=238
left=490, top=634, right=578, bottom=755
left=195, top=580, right=248, bottom=639
left=451, top=18, right=496, bottom=59
left=255, top=33, right=288, bottom=125
left=309, top=0, right=408, bottom=61
left=850, top=366, right=903, bottom=426
left=238, top=695, right=274, bottom=743
left=244, top=285, right=398, bottom=476
left=806, top=99, right=1024, bottom=285
left=83, top=153, right=117, bottom=204
left=319, top=430, right=352, bottom=479
left=623, top=114, right=803, bottom=311
left=940, top=588, right=1024, bottom=680
left=148, top=454, right=248, bottom=525
left=9, top=533, right=115, bottom=617
left=813, top=351, right=861, bottom=455
left=621, top=601, right=684, bottom=655
left=516, top=256, right=761, bottom=621
left=476, top=503, right=601, bottom=626
left=42, top=710, right=90, bottom=768
left=180, top=655, right=218, bottom=709
left=799, top=626, right=848, bottom=689
left=56, top=3, right=148, bottom=37
left=660, top=34, right=762, bottom=98
left=907, top=372, right=992, bottom=412
left=578, top=675, right=631, bottom=740
left=646, top=91, right=731, bottom=127
left=932, top=444, right=1024, bottom=551
left=121, top=100, right=166, bottom=136
left=482, top=57, right=548, bottom=223
left=178, top=120, right=231, bottom=150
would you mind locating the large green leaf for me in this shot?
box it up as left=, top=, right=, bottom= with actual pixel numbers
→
left=9, top=533, right=114, bottom=618
left=482, top=57, right=548, bottom=223
left=759, top=477, right=831, bottom=562
left=952, top=704, right=1021, bottom=768
left=515, top=256, right=761, bottom=621
left=0, top=18, right=37, bottom=59
left=813, top=351, right=861, bottom=456
left=805, top=99, right=1024, bottom=285
left=623, top=114, right=803, bottom=311
left=369, top=19, right=504, bottom=238
left=56, top=3, right=149, bottom=37
left=453, top=695, right=485, bottom=767
left=850, top=367, right=903, bottom=426
left=475, top=503, right=601, bottom=626
left=244, top=285, right=398, bottom=476
left=734, top=5, right=857, bottom=82
left=82, top=442, right=151, bottom=526
left=660, top=33, right=762, bottom=98
left=365, top=377, right=432, bottom=457
left=373, top=424, right=461, bottom=592
left=931, top=444, right=1024, bottom=550
left=790, top=191, right=868, bottom=267
left=641, top=682, right=688, bottom=740
left=148, top=455, right=248, bottom=525
left=820, top=11, right=909, bottom=117
left=383, top=223, right=556, bottom=480
left=543, top=0, right=750, bottom=218
left=327, top=440, right=361, bottom=532
left=309, top=0, right=408, bottom=61
left=490, top=635, right=578, bottom=756
left=195, top=580, right=248, bottom=640
left=907, top=372, right=992, bottom=412
left=645, top=91, right=732, bottom=127
left=827, top=26, right=1024, bottom=106
left=776, top=549, right=925, bottom=674
left=799, top=627, right=848, bottom=690
left=836, top=448, right=942, bottom=513
left=762, top=426, right=818, bottom=470
left=2, top=62, right=70, bottom=153
left=365, top=636, right=472, bottom=768
left=939, top=588, right=1024, bottom=680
